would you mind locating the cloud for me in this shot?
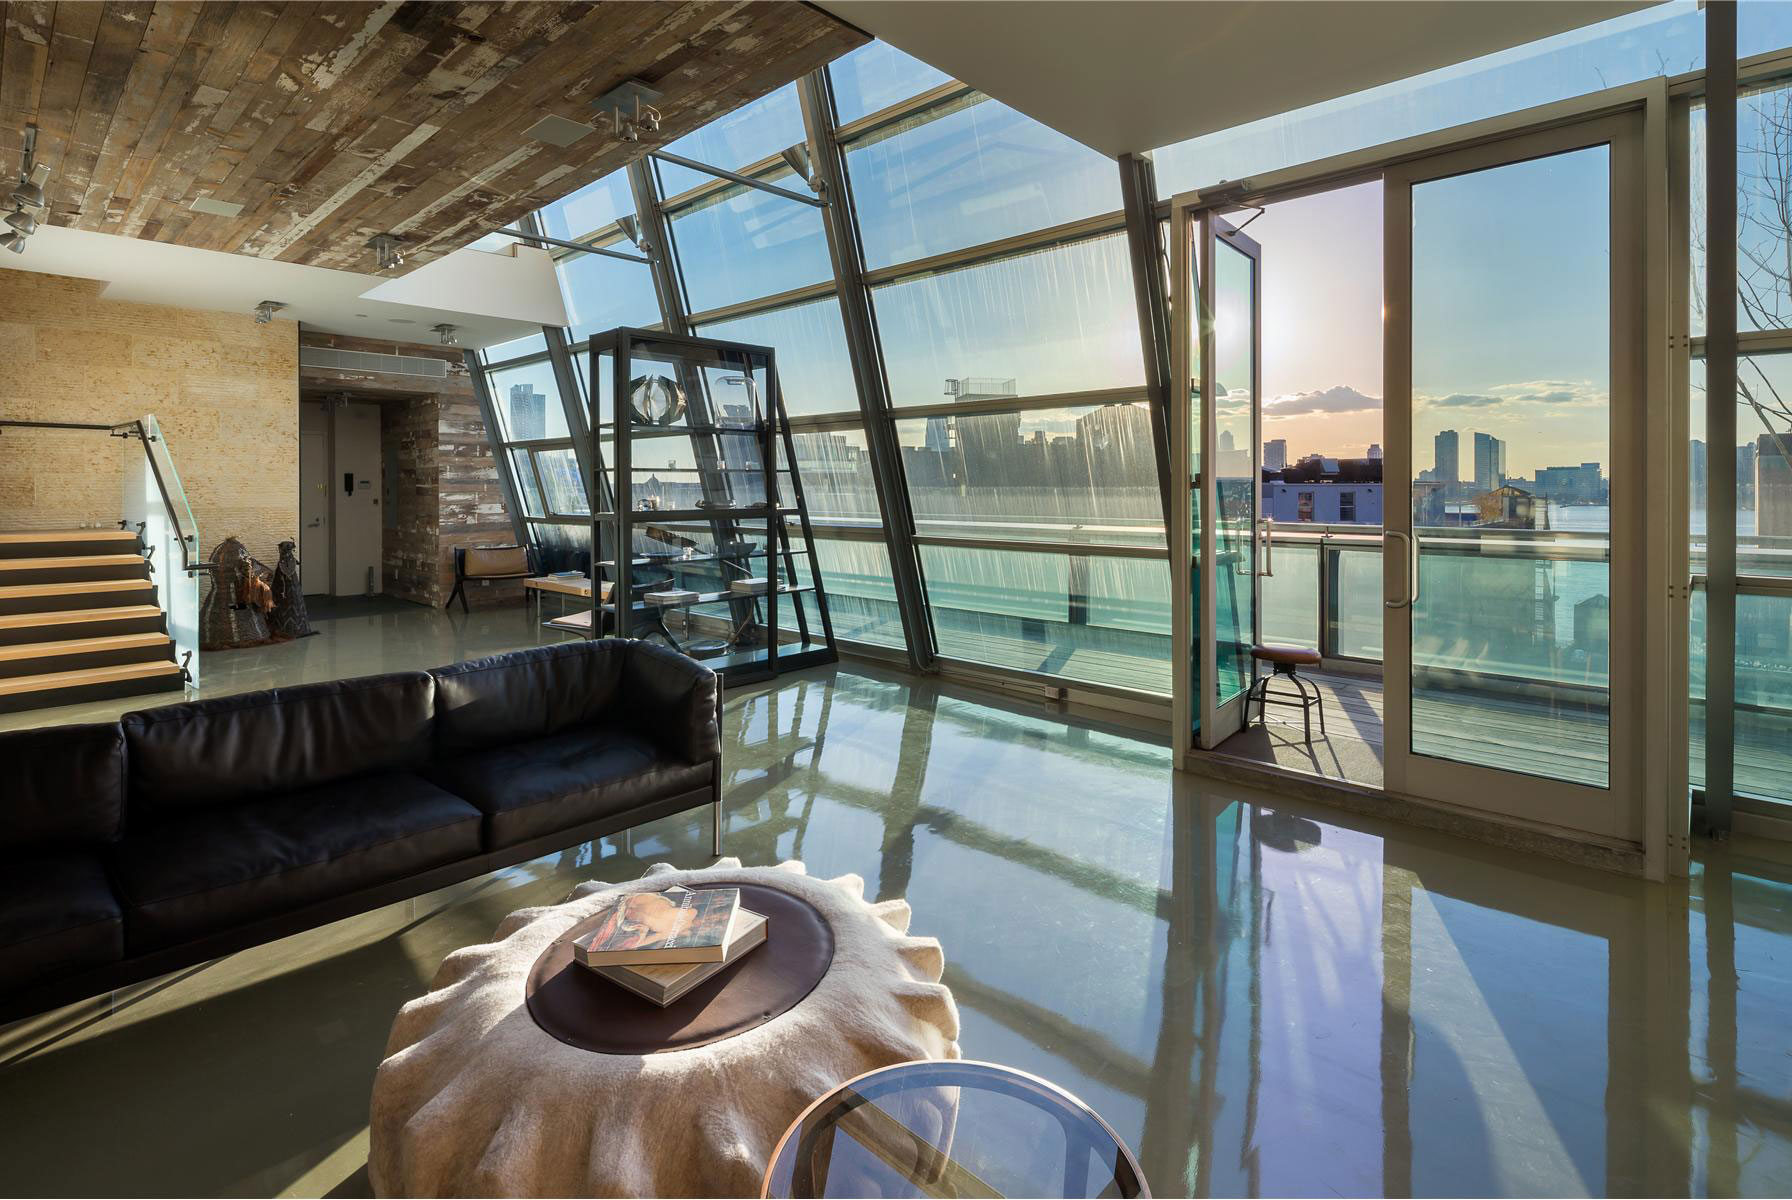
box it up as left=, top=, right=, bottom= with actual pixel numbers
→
left=1428, top=392, right=1501, bottom=408
left=1264, top=384, right=1381, bottom=417
left=1418, top=380, right=1607, bottom=408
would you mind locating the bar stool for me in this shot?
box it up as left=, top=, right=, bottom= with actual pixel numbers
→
left=1246, top=644, right=1326, bottom=744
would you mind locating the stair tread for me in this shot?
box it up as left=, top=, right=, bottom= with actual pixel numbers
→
left=0, top=530, right=139, bottom=543
left=0, top=633, right=171, bottom=660
left=0, top=660, right=182, bottom=696
left=0, top=605, right=164, bottom=629
left=0, top=579, right=155, bottom=598
left=0, top=554, right=146, bottom=569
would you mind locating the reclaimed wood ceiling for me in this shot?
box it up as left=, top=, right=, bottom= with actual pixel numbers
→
left=0, top=2, right=867, bottom=272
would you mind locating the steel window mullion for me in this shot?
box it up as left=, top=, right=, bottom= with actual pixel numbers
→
left=685, top=283, right=840, bottom=329
left=1706, top=1, right=1739, bottom=834
left=800, top=67, right=937, bottom=669
left=830, top=79, right=976, bottom=144
left=628, top=159, right=692, bottom=336
left=891, top=386, right=1151, bottom=422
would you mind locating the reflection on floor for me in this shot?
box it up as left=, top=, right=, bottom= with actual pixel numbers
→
left=2, top=655, right=1789, bottom=1197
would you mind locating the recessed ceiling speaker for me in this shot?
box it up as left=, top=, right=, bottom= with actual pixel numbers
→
left=524, top=115, right=597, bottom=148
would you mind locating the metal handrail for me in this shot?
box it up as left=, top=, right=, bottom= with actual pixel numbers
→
left=0, top=417, right=203, bottom=574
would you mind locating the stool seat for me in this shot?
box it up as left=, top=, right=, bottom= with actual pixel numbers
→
left=1251, top=643, right=1322, bottom=666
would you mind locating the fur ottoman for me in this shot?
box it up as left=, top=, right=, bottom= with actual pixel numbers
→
left=368, top=859, right=960, bottom=1197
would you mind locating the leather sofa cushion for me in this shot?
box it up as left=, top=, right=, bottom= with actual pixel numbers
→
left=112, top=771, right=481, bottom=951
left=428, top=727, right=713, bottom=850
left=0, top=853, right=124, bottom=991
left=122, top=672, right=435, bottom=816
left=622, top=640, right=721, bottom=764
left=431, top=640, right=627, bottom=755
left=0, top=722, right=125, bottom=852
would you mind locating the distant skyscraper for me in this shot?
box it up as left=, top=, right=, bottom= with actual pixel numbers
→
left=509, top=383, right=547, bottom=441
left=1263, top=438, right=1287, bottom=471
left=1434, top=429, right=1460, bottom=484
left=1472, top=432, right=1506, bottom=492
left=1759, top=433, right=1792, bottom=536
left=1219, top=429, right=1236, bottom=454
left=1367, top=443, right=1383, bottom=460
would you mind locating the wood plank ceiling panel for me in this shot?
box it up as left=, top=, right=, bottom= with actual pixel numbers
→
left=0, top=1, right=868, bottom=272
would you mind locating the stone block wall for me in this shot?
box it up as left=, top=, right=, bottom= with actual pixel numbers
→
left=0, top=272, right=298, bottom=564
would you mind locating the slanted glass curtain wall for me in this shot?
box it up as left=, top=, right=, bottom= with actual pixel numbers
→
left=480, top=41, right=1169, bottom=695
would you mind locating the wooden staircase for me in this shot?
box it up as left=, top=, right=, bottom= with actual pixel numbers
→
left=0, top=530, right=186, bottom=715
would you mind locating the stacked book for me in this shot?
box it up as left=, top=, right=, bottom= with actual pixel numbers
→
left=570, top=886, right=768, bottom=1007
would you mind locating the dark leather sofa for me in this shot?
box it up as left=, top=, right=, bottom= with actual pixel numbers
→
left=0, top=639, right=722, bottom=1021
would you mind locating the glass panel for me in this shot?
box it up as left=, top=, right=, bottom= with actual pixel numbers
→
left=656, top=84, right=805, bottom=195
left=560, top=251, right=660, bottom=341
left=874, top=234, right=1142, bottom=406
left=813, top=537, right=905, bottom=649
left=921, top=543, right=1170, bottom=694
left=1409, top=146, right=1612, bottom=787
left=829, top=41, right=953, bottom=124
left=1187, top=221, right=1204, bottom=734
left=695, top=295, right=859, bottom=417
left=846, top=92, right=1123, bottom=269
left=1736, top=590, right=1792, bottom=804
left=1153, top=3, right=1703, bottom=197
left=535, top=447, right=589, bottom=516
left=129, top=414, right=200, bottom=685
left=1692, top=353, right=1792, bottom=578
left=486, top=359, right=569, bottom=441
left=541, top=171, right=634, bottom=242
left=484, top=331, right=547, bottom=363
left=787, top=428, right=882, bottom=528
left=668, top=168, right=832, bottom=312
left=1212, top=235, right=1257, bottom=707
left=1260, top=543, right=1319, bottom=651
left=510, top=447, right=545, bottom=517
left=894, top=404, right=1163, bottom=547
left=1332, top=545, right=1385, bottom=660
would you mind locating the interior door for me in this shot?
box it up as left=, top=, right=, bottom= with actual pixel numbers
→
left=1382, top=112, right=1644, bottom=840
left=299, top=428, right=331, bottom=595
left=1199, top=215, right=1263, bottom=748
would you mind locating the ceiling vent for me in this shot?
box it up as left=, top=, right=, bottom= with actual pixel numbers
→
left=525, top=115, right=596, bottom=148
left=299, top=346, right=449, bottom=379
left=189, top=195, right=245, bottom=217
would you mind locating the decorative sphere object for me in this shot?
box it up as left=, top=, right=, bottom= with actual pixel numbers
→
left=628, top=374, right=686, bottom=426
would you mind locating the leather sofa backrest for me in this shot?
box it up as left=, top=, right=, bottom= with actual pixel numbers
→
left=0, top=721, right=126, bottom=852
left=121, top=672, right=436, bottom=815
left=430, top=640, right=627, bottom=754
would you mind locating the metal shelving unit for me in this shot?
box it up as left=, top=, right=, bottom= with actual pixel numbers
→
left=584, top=327, right=837, bottom=684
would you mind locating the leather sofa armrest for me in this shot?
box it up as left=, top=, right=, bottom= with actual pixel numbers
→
left=620, top=641, right=720, bottom=765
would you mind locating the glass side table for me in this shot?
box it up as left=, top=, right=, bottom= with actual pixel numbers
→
left=762, top=1060, right=1149, bottom=1199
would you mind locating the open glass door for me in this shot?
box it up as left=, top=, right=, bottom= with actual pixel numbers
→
left=1173, top=208, right=1263, bottom=756
left=1383, top=112, right=1645, bottom=841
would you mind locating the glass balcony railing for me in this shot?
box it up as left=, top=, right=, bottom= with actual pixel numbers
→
left=123, top=414, right=202, bottom=684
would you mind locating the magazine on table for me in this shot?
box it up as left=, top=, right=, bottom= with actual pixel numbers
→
left=571, top=886, right=741, bottom=967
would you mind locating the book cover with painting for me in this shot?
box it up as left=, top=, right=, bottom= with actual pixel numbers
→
left=572, top=886, right=741, bottom=966
left=595, top=909, right=770, bottom=1006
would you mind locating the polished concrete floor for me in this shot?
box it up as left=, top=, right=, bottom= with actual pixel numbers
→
left=2, top=603, right=1789, bottom=1197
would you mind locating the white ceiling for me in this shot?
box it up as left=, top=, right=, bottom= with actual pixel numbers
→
left=0, top=226, right=557, bottom=350
left=820, top=1, right=1660, bottom=157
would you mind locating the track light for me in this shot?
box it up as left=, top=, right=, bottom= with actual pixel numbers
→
left=616, top=214, right=643, bottom=249
left=5, top=208, right=35, bottom=235
left=254, top=300, right=286, bottom=325
left=0, top=230, right=23, bottom=254
left=11, top=162, right=48, bottom=209
left=367, top=233, right=405, bottom=271
left=432, top=323, right=459, bottom=346
left=779, top=144, right=823, bottom=195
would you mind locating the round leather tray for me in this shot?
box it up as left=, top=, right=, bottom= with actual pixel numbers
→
left=525, top=883, right=836, bottom=1054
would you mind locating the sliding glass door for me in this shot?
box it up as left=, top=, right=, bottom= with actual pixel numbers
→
left=1173, top=210, right=1263, bottom=752
left=1383, top=112, right=1646, bottom=840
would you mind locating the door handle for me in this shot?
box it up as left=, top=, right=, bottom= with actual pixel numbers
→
left=1256, top=517, right=1274, bottom=578
left=1385, top=529, right=1413, bottom=609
